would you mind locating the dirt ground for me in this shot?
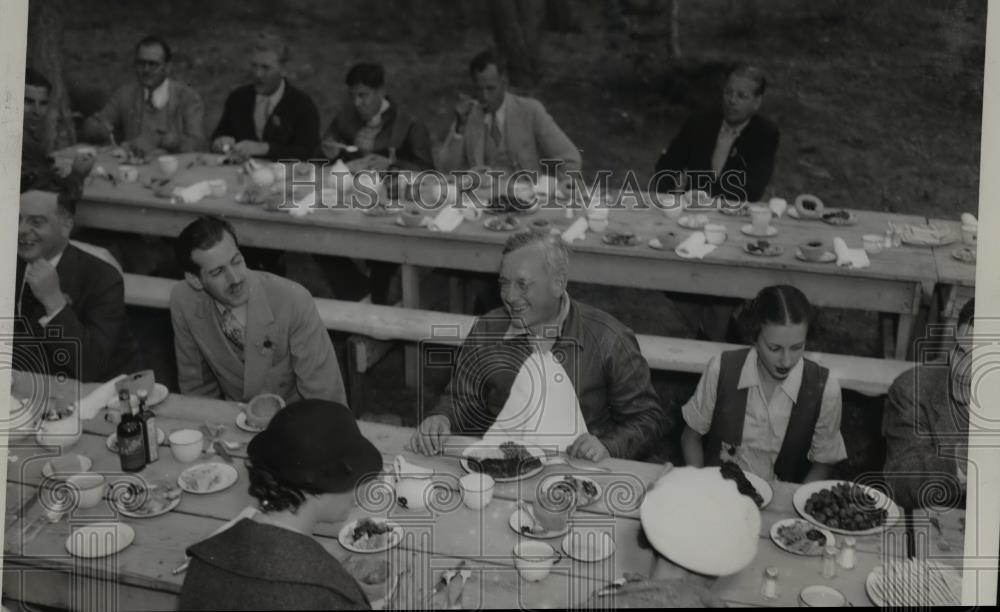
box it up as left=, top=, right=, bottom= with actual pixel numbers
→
left=59, top=0, right=984, bottom=474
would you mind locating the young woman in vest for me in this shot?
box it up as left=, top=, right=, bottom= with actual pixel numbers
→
left=679, top=285, right=847, bottom=483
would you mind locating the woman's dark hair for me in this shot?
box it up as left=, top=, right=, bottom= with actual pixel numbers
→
left=740, top=285, right=812, bottom=341
left=346, top=62, right=385, bottom=89
left=246, top=460, right=322, bottom=513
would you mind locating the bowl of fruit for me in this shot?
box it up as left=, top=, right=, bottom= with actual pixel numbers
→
left=793, top=480, right=901, bottom=536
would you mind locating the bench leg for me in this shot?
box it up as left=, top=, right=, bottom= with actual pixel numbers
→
left=895, top=313, right=915, bottom=360
left=401, top=264, right=420, bottom=388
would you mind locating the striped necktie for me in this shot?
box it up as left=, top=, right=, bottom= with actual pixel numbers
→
left=221, top=308, right=245, bottom=356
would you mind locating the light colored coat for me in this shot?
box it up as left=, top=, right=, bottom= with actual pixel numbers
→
left=436, top=92, right=581, bottom=175
left=170, top=271, right=346, bottom=405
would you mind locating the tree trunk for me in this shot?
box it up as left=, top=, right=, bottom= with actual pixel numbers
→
left=666, top=0, right=681, bottom=59
left=27, top=0, right=75, bottom=149
left=488, top=0, right=546, bottom=86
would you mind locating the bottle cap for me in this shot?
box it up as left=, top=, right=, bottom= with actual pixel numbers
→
left=765, top=567, right=778, bottom=578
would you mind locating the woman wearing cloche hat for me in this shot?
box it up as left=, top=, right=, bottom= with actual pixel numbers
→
left=180, top=400, right=384, bottom=610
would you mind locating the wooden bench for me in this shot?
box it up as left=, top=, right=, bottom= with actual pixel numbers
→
left=122, top=274, right=914, bottom=405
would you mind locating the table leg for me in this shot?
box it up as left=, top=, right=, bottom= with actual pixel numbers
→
left=895, top=314, right=915, bottom=360
left=401, top=264, right=420, bottom=388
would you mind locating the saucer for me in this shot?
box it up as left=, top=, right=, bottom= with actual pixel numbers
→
left=743, top=241, right=784, bottom=257
left=795, top=249, right=837, bottom=264
left=508, top=507, right=570, bottom=540
left=741, top=224, right=778, bottom=237
left=236, top=412, right=265, bottom=433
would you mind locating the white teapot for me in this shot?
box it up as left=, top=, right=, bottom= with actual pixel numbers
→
left=392, top=456, right=438, bottom=510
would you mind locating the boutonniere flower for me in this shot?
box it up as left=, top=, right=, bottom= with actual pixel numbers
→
left=722, top=442, right=739, bottom=458
left=259, top=337, right=274, bottom=353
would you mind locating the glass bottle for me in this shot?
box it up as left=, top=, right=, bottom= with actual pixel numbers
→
left=838, top=537, right=857, bottom=570
left=137, top=389, right=158, bottom=463
left=760, top=567, right=779, bottom=601
left=117, top=391, right=146, bottom=473
left=822, top=545, right=838, bottom=579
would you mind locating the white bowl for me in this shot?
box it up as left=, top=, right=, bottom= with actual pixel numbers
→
left=67, top=473, right=106, bottom=509
left=513, top=541, right=560, bottom=582
left=36, top=415, right=82, bottom=450
left=169, top=429, right=204, bottom=463
left=460, top=473, right=495, bottom=510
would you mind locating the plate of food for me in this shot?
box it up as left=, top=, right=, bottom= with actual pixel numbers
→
left=483, top=215, right=521, bottom=232
left=793, top=480, right=901, bottom=535
left=740, top=224, right=778, bottom=237
left=508, top=505, right=571, bottom=539
left=743, top=240, right=784, bottom=257
left=562, top=529, right=616, bottom=563
left=41, top=396, right=75, bottom=422
left=107, top=427, right=165, bottom=452
left=952, top=245, right=976, bottom=264
left=865, top=559, right=961, bottom=607
left=770, top=518, right=834, bottom=556
left=177, top=462, right=239, bottom=495
left=717, top=462, right=773, bottom=509
left=718, top=200, right=750, bottom=216
left=602, top=231, right=639, bottom=247
left=461, top=439, right=546, bottom=482
left=678, top=214, right=710, bottom=229
left=104, top=383, right=169, bottom=411
left=793, top=194, right=825, bottom=219
left=235, top=412, right=265, bottom=433
left=113, top=480, right=183, bottom=518
left=821, top=209, right=858, bottom=226
left=338, top=517, right=403, bottom=553
left=539, top=474, right=603, bottom=507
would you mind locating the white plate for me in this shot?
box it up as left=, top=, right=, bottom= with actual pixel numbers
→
left=104, top=383, right=169, bottom=410
left=178, top=462, right=239, bottom=495
left=800, top=584, right=847, bottom=607
left=508, top=507, right=570, bottom=540
left=460, top=439, right=546, bottom=483
left=539, top=475, right=603, bottom=507
left=42, top=454, right=93, bottom=480
left=769, top=518, right=834, bottom=556
left=677, top=215, right=709, bottom=229
left=65, top=523, right=135, bottom=558
left=338, top=518, right=403, bottom=553
left=865, top=560, right=961, bottom=607
left=740, top=224, right=778, bottom=237
left=107, top=427, right=165, bottom=453
left=114, top=492, right=182, bottom=519
left=712, top=466, right=773, bottom=509
left=561, top=529, right=616, bottom=563
left=792, top=480, right=902, bottom=536
left=235, top=412, right=265, bottom=433
left=795, top=249, right=837, bottom=264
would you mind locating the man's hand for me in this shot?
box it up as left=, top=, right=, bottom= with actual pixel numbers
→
left=234, top=140, right=270, bottom=157
left=212, top=136, right=236, bottom=153
left=24, top=260, right=66, bottom=315
left=453, top=93, right=477, bottom=134
left=566, top=433, right=610, bottom=462
left=407, top=414, right=450, bottom=456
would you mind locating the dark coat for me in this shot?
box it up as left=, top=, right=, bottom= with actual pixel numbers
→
left=654, top=111, right=780, bottom=202
left=14, top=244, right=141, bottom=383
left=212, top=81, right=321, bottom=161
left=323, top=97, right=434, bottom=170
left=180, top=519, right=371, bottom=611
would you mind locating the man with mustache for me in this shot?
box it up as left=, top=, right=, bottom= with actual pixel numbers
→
left=15, top=188, right=141, bottom=383
left=408, top=228, right=666, bottom=462
left=169, top=215, right=346, bottom=405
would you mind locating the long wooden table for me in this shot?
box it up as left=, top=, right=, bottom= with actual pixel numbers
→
left=3, top=377, right=967, bottom=609
left=51, top=150, right=954, bottom=360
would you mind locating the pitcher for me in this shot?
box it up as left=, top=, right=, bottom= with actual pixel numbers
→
left=393, top=456, right=437, bottom=510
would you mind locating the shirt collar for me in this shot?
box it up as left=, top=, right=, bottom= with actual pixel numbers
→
left=145, top=78, right=171, bottom=110
left=214, top=299, right=248, bottom=320
left=504, top=292, right=571, bottom=340
left=366, top=97, right=392, bottom=128
left=485, top=92, right=510, bottom=127
left=720, top=117, right=750, bottom=138
left=737, top=347, right=804, bottom=401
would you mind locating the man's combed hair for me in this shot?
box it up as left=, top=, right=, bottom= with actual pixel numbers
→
left=25, top=67, right=52, bottom=93
left=729, top=63, right=767, bottom=97
left=470, top=49, right=506, bottom=77
left=175, top=215, right=240, bottom=275
left=254, top=32, right=290, bottom=64
left=346, top=62, right=385, bottom=89
left=136, top=35, right=173, bottom=62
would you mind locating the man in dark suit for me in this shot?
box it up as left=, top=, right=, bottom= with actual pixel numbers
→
left=15, top=189, right=142, bottom=383
left=654, top=64, right=779, bottom=203
left=211, top=33, right=321, bottom=162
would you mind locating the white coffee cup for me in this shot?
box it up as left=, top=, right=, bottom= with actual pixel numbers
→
left=118, top=165, right=139, bottom=183
left=513, top=541, right=561, bottom=582
left=460, top=473, right=495, bottom=510
left=169, top=429, right=204, bottom=463
left=962, top=224, right=977, bottom=245
left=158, top=155, right=179, bottom=176
left=862, top=234, right=883, bottom=255
left=67, top=473, right=106, bottom=509
left=749, top=205, right=773, bottom=235
left=704, top=224, right=727, bottom=245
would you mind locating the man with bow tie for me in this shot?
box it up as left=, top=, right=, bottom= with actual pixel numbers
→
left=211, top=33, right=321, bottom=162
left=82, top=35, right=205, bottom=155
left=653, top=64, right=779, bottom=203
left=169, top=216, right=346, bottom=405
left=15, top=189, right=141, bottom=383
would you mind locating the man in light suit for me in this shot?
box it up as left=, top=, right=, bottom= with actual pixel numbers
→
left=437, top=49, right=582, bottom=179
left=169, top=215, right=346, bottom=405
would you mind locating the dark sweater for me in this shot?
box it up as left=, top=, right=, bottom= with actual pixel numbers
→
left=179, top=519, right=371, bottom=611
left=212, top=81, right=322, bottom=161
left=323, top=96, right=434, bottom=171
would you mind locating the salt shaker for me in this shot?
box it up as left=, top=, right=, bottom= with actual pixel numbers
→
left=760, top=567, right=779, bottom=600
left=822, top=545, right=838, bottom=578
left=838, top=537, right=857, bottom=570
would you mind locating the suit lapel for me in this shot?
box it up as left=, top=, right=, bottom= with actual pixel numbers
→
left=503, top=95, right=526, bottom=168
left=465, top=104, right=486, bottom=167
left=241, top=273, right=277, bottom=399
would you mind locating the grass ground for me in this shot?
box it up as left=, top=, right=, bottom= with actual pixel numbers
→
left=60, top=0, right=984, bottom=473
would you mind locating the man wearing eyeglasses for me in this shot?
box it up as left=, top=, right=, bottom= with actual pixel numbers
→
left=82, top=35, right=205, bottom=154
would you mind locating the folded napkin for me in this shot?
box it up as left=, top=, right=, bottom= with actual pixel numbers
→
left=561, top=216, right=589, bottom=244
left=833, top=237, right=870, bottom=269
left=961, top=213, right=978, bottom=227
left=75, top=374, right=128, bottom=420
left=768, top=197, right=788, bottom=218
left=172, top=181, right=212, bottom=204
left=429, top=206, right=464, bottom=232
left=675, top=232, right=716, bottom=260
